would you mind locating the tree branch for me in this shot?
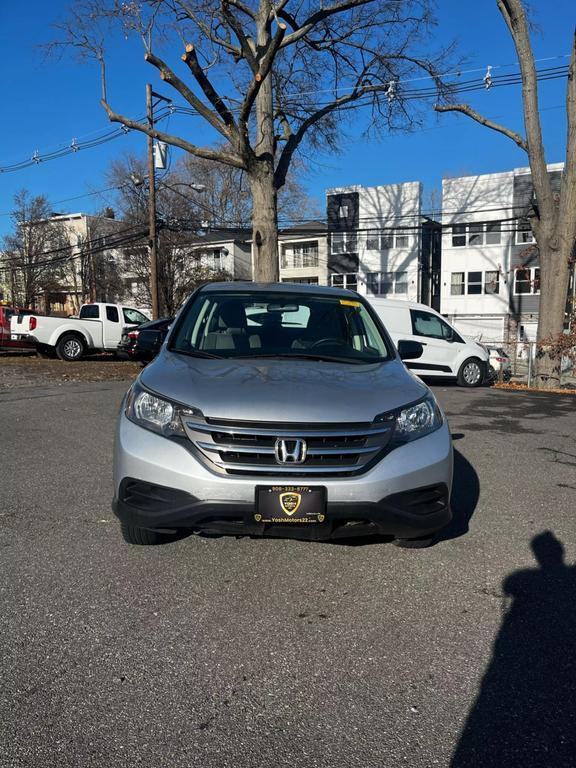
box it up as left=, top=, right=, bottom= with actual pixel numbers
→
left=239, top=22, right=286, bottom=125
left=173, top=1, right=242, bottom=59
left=434, top=103, right=528, bottom=151
left=100, top=99, right=247, bottom=169
left=281, top=0, right=373, bottom=48
left=227, top=0, right=256, bottom=21
left=180, top=44, right=237, bottom=130
left=496, top=0, right=552, bottom=219
left=558, top=27, right=576, bottom=250
left=221, top=0, right=258, bottom=71
left=144, top=50, right=231, bottom=139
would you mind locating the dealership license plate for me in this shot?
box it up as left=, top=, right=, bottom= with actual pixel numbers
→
left=255, top=486, right=327, bottom=524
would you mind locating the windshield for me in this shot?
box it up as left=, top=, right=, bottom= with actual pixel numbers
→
left=170, top=291, right=391, bottom=363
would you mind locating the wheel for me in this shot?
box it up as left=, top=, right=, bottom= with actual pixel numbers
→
left=394, top=535, right=436, bottom=549
left=36, top=344, right=55, bottom=359
left=120, top=521, right=178, bottom=546
left=56, top=334, right=85, bottom=361
left=457, top=357, right=485, bottom=387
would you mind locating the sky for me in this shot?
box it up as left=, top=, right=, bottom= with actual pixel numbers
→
left=0, top=0, right=573, bottom=238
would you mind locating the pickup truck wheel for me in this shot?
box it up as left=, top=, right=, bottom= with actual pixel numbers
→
left=56, top=334, right=85, bottom=361
left=120, top=522, right=177, bottom=546
left=457, top=357, right=485, bottom=387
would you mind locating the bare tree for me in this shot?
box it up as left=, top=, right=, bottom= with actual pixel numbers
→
left=105, top=154, right=232, bottom=314
left=435, top=0, right=576, bottom=388
left=2, top=190, right=70, bottom=309
left=52, top=0, right=453, bottom=281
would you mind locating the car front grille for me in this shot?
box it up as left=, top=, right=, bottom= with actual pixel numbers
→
left=181, top=416, right=394, bottom=477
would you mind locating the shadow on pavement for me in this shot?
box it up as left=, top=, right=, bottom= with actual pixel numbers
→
left=436, top=448, right=480, bottom=543
left=451, top=531, right=576, bottom=767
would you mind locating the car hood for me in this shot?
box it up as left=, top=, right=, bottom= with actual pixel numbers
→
left=140, top=350, right=429, bottom=423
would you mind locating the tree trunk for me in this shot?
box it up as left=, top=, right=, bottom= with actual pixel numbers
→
left=534, top=237, right=571, bottom=387
left=251, top=0, right=279, bottom=283
left=250, top=163, right=279, bottom=282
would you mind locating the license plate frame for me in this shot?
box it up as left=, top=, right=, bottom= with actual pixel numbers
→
left=255, top=485, right=327, bottom=525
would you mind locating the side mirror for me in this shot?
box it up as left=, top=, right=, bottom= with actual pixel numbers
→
left=397, top=340, right=424, bottom=361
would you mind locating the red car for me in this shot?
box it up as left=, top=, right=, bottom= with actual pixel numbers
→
left=0, top=305, right=35, bottom=352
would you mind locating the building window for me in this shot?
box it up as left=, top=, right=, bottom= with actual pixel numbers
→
left=366, top=271, right=408, bottom=295
left=467, top=271, right=483, bottom=294
left=330, top=273, right=358, bottom=291
left=450, top=272, right=465, bottom=296
left=338, top=205, right=348, bottom=219
left=281, top=241, right=319, bottom=269
left=451, top=221, right=503, bottom=247
left=365, top=231, right=409, bottom=249
left=468, top=224, right=484, bottom=246
left=514, top=267, right=540, bottom=294
left=484, top=270, right=500, bottom=294
left=331, top=232, right=357, bottom=254
left=366, top=230, right=380, bottom=250
left=395, top=234, right=410, bottom=248
left=281, top=276, right=319, bottom=284
left=452, top=224, right=467, bottom=247
left=516, top=223, right=535, bottom=244
left=486, top=222, right=501, bottom=245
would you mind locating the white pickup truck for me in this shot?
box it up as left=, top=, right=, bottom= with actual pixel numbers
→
left=10, top=302, right=150, bottom=361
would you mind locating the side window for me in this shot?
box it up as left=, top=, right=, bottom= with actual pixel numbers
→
left=411, top=309, right=456, bottom=341
left=123, top=308, right=148, bottom=325
left=79, top=305, right=100, bottom=319
left=106, top=306, right=119, bottom=323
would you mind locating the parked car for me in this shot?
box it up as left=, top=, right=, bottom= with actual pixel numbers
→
left=0, top=304, right=34, bottom=352
left=10, top=302, right=150, bottom=361
left=367, top=298, right=489, bottom=387
left=113, top=282, right=453, bottom=548
left=487, top=346, right=512, bottom=381
left=117, top=317, right=173, bottom=363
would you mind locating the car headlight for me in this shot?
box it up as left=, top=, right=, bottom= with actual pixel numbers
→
left=375, top=395, right=443, bottom=444
left=395, top=396, right=443, bottom=442
left=125, top=381, right=202, bottom=437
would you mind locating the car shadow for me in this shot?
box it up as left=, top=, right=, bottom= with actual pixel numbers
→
left=450, top=531, right=576, bottom=767
left=435, top=447, right=480, bottom=543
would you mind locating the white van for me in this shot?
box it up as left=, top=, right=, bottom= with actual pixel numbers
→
left=368, top=298, right=489, bottom=387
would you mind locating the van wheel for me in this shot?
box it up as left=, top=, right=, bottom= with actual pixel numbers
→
left=457, top=357, right=485, bottom=387
left=120, top=522, right=178, bottom=546
left=56, top=334, right=85, bottom=361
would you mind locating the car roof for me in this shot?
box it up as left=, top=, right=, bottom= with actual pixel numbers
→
left=198, top=281, right=359, bottom=299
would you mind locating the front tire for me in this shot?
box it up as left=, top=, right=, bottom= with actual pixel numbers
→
left=56, top=334, right=85, bottom=361
left=120, top=522, right=178, bottom=546
left=457, top=357, right=485, bottom=387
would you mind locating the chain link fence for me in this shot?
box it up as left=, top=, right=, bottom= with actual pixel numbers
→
left=484, top=341, right=576, bottom=389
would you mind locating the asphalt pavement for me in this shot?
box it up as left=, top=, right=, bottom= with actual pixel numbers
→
left=1, top=381, right=575, bottom=767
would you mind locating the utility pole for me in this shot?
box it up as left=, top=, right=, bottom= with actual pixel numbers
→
left=147, top=83, right=159, bottom=320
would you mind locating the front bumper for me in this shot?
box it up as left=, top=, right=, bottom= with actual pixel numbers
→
left=113, top=413, right=453, bottom=541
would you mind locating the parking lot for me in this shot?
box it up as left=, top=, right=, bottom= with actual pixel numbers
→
left=1, top=378, right=575, bottom=767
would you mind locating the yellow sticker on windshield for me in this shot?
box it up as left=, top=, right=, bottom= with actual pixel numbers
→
left=340, top=299, right=361, bottom=307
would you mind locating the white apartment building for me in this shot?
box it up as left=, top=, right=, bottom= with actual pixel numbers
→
left=279, top=222, right=328, bottom=285
left=325, top=183, right=440, bottom=306
left=441, top=163, right=565, bottom=343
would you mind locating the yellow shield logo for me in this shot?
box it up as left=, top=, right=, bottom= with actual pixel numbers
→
left=279, top=492, right=302, bottom=516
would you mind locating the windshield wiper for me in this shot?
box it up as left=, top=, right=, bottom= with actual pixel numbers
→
left=172, top=348, right=223, bottom=359
left=235, top=353, right=383, bottom=365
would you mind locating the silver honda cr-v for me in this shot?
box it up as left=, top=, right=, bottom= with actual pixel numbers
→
left=113, top=282, right=453, bottom=547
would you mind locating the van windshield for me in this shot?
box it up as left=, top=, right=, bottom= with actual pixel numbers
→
left=170, top=292, right=391, bottom=364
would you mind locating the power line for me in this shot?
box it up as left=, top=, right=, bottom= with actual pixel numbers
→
left=0, top=63, right=569, bottom=175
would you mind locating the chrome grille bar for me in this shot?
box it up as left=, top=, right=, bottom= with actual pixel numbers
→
left=183, top=417, right=393, bottom=477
